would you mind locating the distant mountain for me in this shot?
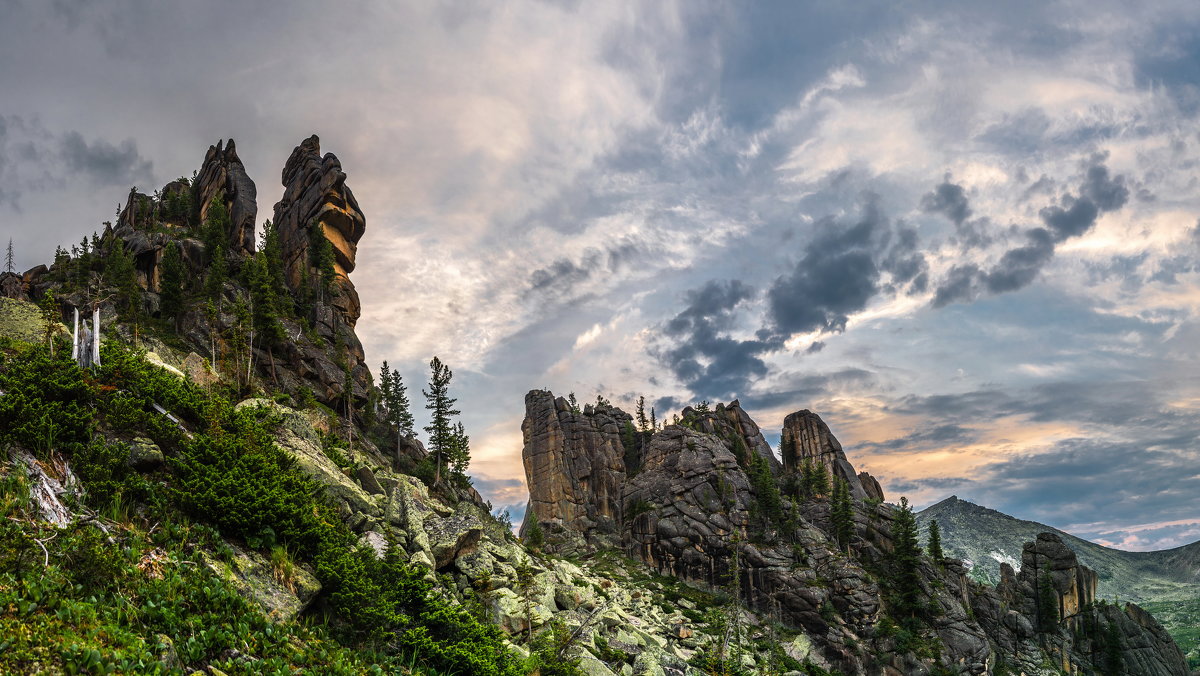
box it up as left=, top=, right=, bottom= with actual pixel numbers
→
left=916, top=495, right=1200, bottom=603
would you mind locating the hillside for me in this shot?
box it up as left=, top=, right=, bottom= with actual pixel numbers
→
left=0, top=135, right=1193, bottom=675
left=916, top=495, right=1200, bottom=603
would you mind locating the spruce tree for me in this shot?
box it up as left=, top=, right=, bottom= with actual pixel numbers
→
left=106, top=239, right=140, bottom=322
left=830, top=478, right=854, bottom=552
left=890, top=497, right=923, bottom=623
left=380, top=361, right=415, bottom=445
left=449, top=421, right=471, bottom=483
left=567, top=392, right=580, bottom=414
left=308, top=221, right=337, bottom=305
left=159, top=242, right=185, bottom=326
left=422, top=356, right=461, bottom=485
left=248, top=253, right=286, bottom=382
left=636, top=395, right=648, bottom=432
left=649, top=407, right=657, bottom=432
left=4, top=237, right=13, bottom=273
left=1037, top=572, right=1060, bottom=632
left=259, top=220, right=289, bottom=306
left=206, top=244, right=228, bottom=305
left=926, top=519, right=945, bottom=563
left=749, top=453, right=783, bottom=534
left=201, top=196, right=230, bottom=253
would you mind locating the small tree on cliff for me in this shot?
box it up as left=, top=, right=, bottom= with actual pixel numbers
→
left=259, top=219, right=289, bottom=312
left=830, top=478, right=854, bottom=553
left=5, top=237, right=13, bottom=273
left=889, top=497, right=923, bottom=623
left=423, top=356, right=462, bottom=485
left=307, top=221, right=337, bottom=306
left=159, top=242, right=185, bottom=327
left=926, top=519, right=945, bottom=564
left=380, top=361, right=416, bottom=445
left=635, top=395, right=648, bottom=432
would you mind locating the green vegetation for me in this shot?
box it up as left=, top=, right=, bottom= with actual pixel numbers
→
left=926, top=519, right=944, bottom=563
left=1142, top=598, right=1200, bottom=669
left=830, top=478, right=854, bottom=553
left=0, top=337, right=523, bottom=675
left=422, top=355, right=468, bottom=486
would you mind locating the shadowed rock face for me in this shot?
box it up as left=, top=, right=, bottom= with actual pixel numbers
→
left=519, top=391, right=629, bottom=553
left=271, top=135, right=366, bottom=328
left=782, top=410, right=868, bottom=499
left=678, top=400, right=782, bottom=473
left=194, top=138, right=257, bottom=257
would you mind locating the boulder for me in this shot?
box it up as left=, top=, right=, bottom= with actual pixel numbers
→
left=127, top=437, right=165, bottom=470
left=201, top=542, right=320, bottom=623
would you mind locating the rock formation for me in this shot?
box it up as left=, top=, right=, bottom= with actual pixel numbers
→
left=521, top=391, right=1191, bottom=674
left=782, top=409, right=869, bottom=499
left=519, top=391, right=630, bottom=553
left=271, top=134, right=366, bottom=329
left=194, top=138, right=257, bottom=257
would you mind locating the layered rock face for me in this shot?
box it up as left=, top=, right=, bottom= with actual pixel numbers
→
left=519, top=391, right=630, bottom=553
left=194, top=138, right=258, bottom=257
left=271, top=135, right=366, bottom=329
left=782, top=409, right=872, bottom=500
left=677, top=400, right=781, bottom=473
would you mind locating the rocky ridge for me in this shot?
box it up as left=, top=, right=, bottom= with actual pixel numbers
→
left=521, top=390, right=1191, bottom=675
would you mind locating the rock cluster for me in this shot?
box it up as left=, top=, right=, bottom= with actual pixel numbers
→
left=193, top=138, right=258, bottom=257
left=521, top=390, right=1191, bottom=674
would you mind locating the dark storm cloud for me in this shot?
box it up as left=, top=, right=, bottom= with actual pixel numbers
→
left=59, top=131, right=154, bottom=188
left=767, top=201, right=891, bottom=336
left=932, top=158, right=1129, bottom=307
left=920, top=180, right=972, bottom=226
left=657, top=279, right=782, bottom=401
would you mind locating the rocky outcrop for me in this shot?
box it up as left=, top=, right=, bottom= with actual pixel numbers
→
left=519, top=390, right=630, bottom=553
left=271, top=135, right=366, bottom=329
left=858, top=471, right=885, bottom=501
left=194, top=138, right=257, bottom=257
left=781, top=410, right=868, bottom=499
left=0, top=271, right=23, bottom=299
left=678, top=400, right=781, bottom=472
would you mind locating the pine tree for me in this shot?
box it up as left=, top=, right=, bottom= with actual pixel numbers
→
left=259, top=220, right=289, bottom=311
left=830, top=478, right=854, bottom=552
left=4, top=237, right=13, bottom=273
left=159, top=242, right=185, bottom=326
left=748, top=453, right=783, bottom=535
left=423, top=356, right=461, bottom=486
left=106, top=239, right=140, bottom=322
left=649, top=407, right=657, bottom=432
left=248, top=253, right=285, bottom=383
left=380, top=361, right=415, bottom=445
left=926, top=519, right=945, bottom=563
left=201, top=196, right=230, bottom=253
left=635, top=395, right=648, bottom=432
left=890, top=497, right=923, bottom=623
left=308, top=221, right=337, bottom=305
left=1037, top=572, right=1060, bottom=632
left=780, top=433, right=797, bottom=471
left=206, top=244, right=228, bottom=305
left=449, top=421, right=471, bottom=483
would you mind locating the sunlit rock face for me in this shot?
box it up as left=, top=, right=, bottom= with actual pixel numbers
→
left=781, top=409, right=869, bottom=500
left=194, top=138, right=258, bottom=257
left=271, top=134, right=367, bottom=329
left=518, top=390, right=630, bottom=554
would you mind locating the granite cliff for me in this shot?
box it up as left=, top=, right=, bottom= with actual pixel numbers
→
left=521, top=390, right=1191, bottom=675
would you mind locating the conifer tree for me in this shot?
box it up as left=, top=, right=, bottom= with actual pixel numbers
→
left=830, top=478, right=855, bottom=552
left=206, top=244, right=228, bottom=305
left=4, top=237, right=13, bottom=273
left=567, top=392, right=580, bottom=414
left=890, top=497, right=923, bottom=623
left=159, top=242, right=185, bottom=326
left=248, top=253, right=286, bottom=382
left=106, top=239, right=140, bottom=322
left=449, top=421, right=471, bottom=483
left=380, top=361, right=415, bottom=445
left=635, top=395, right=648, bottom=432
left=749, top=453, right=783, bottom=534
left=422, top=356, right=461, bottom=485
left=1037, top=572, right=1060, bottom=632
left=259, top=220, right=289, bottom=306
left=308, top=221, right=337, bottom=305
left=201, top=196, right=230, bottom=253
left=926, top=519, right=945, bottom=563
left=649, top=407, right=657, bottom=432
left=780, top=433, right=797, bottom=471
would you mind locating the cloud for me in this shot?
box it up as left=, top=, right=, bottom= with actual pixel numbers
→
left=59, top=131, right=154, bottom=188
left=932, top=157, right=1130, bottom=307
left=920, top=179, right=972, bottom=226
left=657, top=279, right=780, bottom=401
left=767, top=199, right=889, bottom=336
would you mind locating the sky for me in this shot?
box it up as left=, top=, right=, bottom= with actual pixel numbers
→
left=2, top=0, right=1200, bottom=551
